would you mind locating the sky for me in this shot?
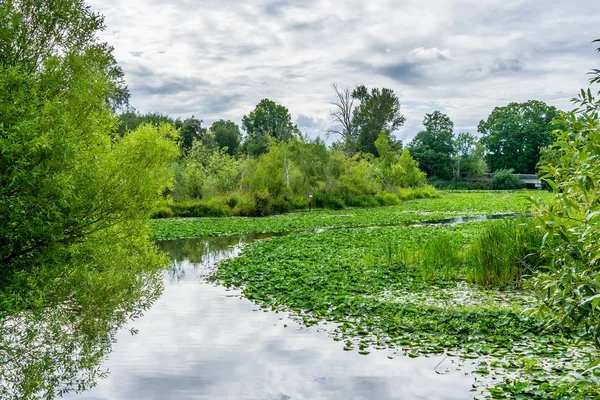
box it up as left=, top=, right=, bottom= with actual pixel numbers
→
left=89, top=0, right=600, bottom=144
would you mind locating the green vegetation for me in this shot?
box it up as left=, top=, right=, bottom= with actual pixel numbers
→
left=0, top=1, right=178, bottom=398
left=531, top=42, right=600, bottom=350
left=465, top=219, right=545, bottom=287
left=478, top=100, right=561, bottom=174
left=151, top=191, right=545, bottom=240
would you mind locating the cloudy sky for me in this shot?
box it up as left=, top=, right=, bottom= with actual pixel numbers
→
left=89, top=0, right=600, bottom=143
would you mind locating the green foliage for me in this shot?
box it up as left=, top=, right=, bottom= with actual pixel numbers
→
left=314, top=192, right=346, bottom=210
left=153, top=199, right=229, bottom=218
left=490, top=168, right=525, bottom=190
left=151, top=191, right=549, bottom=240
left=173, top=139, right=240, bottom=200
left=408, top=111, right=456, bottom=180
left=466, top=219, right=545, bottom=287
left=351, top=86, right=405, bottom=155
left=0, top=0, right=179, bottom=397
left=452, top=132, right=487, bottom=179
left=531, top=46, right=600, bottom=348
left=210, top=119, right=241, bottom=156
left=374, top=192, right=401, bottom=206
left=411, top=233, right=463, bottom=281
left=241, top=99, right=300, bottom=157
left=252, top=189, right=273, bottom=217
left=478, top=100, right=561, bottom=174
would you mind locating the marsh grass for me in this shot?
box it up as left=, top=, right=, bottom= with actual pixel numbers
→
left=466, top=218, right=545, bottom=287
left=410, top=233, right=464, bottom=281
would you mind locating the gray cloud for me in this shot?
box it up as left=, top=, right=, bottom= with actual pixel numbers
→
left=490, top=58, right=524, bottom=73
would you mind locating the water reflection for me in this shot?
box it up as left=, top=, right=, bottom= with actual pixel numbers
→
left=63, top=236, right=474, bottom=400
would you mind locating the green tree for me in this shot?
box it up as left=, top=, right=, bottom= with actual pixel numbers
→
left=408, top=111, right=455, bottom=180
left=452, top=132, right=487, bottom=179
left=117, top=111, right=175, bottom=136
left=179, top=116, right=207, bottom=153
left=210, top=119, right=242, bottom=156
left=352, top=85, right=405, bottom=156
left=375, top=131, right=426, bottom=189
left=0, top=0, right=179, bottom=397
left=532, top=41, right=600, bottom=348
left=241, top=99, right=300, bottom=157
left=478, top=100, right=560, bottom=174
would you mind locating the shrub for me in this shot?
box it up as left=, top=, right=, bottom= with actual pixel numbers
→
left=252, top=189, right=272, bottom=216
left=226, top=195, right=240, bottom=209
left=490, top=169, right=524, bottom=190
left=314, top=192, right=345, bottom=210
left=167, top=200, right=229, bottom=218
left=346, top=195, right=379, bottom=208
left=233, top=198, right=256, bottom=217
left=272, top=194, right=293, bottom=214
left=375, top=192, right=401, bottom=206
left=291, top=196, right=309, bottom=210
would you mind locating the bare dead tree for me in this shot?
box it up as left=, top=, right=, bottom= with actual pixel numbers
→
left=327, top=83, right=357, bottom=155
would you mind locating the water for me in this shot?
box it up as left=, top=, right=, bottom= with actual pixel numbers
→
left=63, top=234, right=475, bottom=400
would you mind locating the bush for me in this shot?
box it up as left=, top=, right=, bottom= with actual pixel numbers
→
left=314, top=192, right=345, bottom=210
left=252, top=189, right=272, bottom=216
left=272, top=194, right=293, bottom=214
left=226, top=195, right=240, bottom=209
left=490, top=169, right=524, bottom=190
left=291, top=196, right=309, bottom=210
left=375, top=192, right=401, bottom=206
left=346, top=195, right=380, bottom=208
left=168, top=200, right=229, bottom=218
left=233, top=197, right=256, bottom=217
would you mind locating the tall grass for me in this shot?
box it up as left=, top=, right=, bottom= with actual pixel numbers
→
left=466, top=218, right=544, bottom=287
left=411, top=233, right=463, bottom=281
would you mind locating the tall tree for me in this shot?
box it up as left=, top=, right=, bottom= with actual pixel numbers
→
left=452, top=132, right=487, bottom=179
left=0, top=0, right=179, bottom=397
left=210, top=119, right=242, bottom=156
left=352, top=85, right=405, bottom=156
left=408, top=111, right=455, bottom=180
left=327, top=84, right=357, bottom=155
left=179, top=116, right=206, bottom=153
left=478, top=100, right=560, bottom=174
left=241, top=99, right=300, bottom=157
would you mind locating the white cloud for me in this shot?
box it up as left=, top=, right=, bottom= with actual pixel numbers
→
left=88, top=0, right=600, bottom=143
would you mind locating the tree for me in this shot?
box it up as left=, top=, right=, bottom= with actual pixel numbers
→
left=352, top=86, right=405, bottom=156
left=241, top=99, right=300, bottom=157
left=179, top=116, right=206, bottom=153
left=374, top=131, right=425, bottom=189
left=532, top=40, right=600, bottom=348
left=408, top=111, right=455, bottom=180
left=117, top=111, right=175, bottom=136
left=210, top=119, right=242, bottom=156
left=478, top=100, right=560, bottom=174
left=0, top=0, right=129, bottom=111
left=452, top=132, right=487, bottom=179
left=327, top=84, right=357, bottom=155
left=0, top=1, right=179, bottom=397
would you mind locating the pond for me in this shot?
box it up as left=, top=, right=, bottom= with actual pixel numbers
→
left=63, top=234, right=475, bottom=400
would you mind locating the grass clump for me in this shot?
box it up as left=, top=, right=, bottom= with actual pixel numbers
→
left=466, top=218, right=545, bottom=287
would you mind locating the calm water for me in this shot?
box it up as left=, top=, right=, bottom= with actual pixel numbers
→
left=64, top=235, right=474, bottom=400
